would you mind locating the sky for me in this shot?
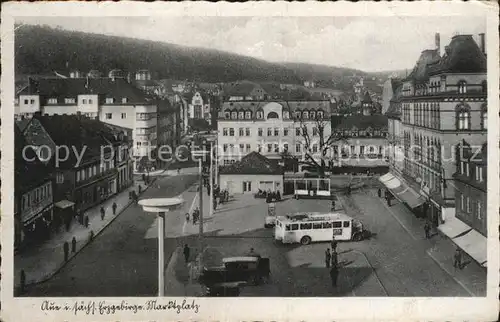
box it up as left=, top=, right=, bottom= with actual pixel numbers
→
left=16, top=16, right=486, bottom=72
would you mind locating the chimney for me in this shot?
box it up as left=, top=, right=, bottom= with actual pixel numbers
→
left=478, top=33, right=485, bottom=54
left=435, top=33, right=440, bottom=55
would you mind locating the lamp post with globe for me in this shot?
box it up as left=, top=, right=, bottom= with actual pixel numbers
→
left=138, top=197, right=184, bottom=296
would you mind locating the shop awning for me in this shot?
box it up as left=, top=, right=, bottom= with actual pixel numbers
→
left=394, top=187, right=426, bottom=209
left=438, top=216, right=471, bottom=239
left=453, top=229, right=487, bottom=267
left=54, top=200, right=75, bottom=209
left=379, top=173, right=395, bottom=183
left=385, top=177, right=402, bottom=190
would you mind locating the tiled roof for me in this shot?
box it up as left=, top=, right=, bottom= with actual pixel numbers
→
left=31, top=114, right=122, bottom=168
left=334, top=115, right=388, bottom=130
left=219, top=152, right=283, bottom=175
left=406, top=49, right=441, bottom=84
left=222, top=100, right=331, bottom=114
left=428, top=35, right=486, bottom=75
left=361, top=91, right=372, bottom=103
left=19, top=77, right=154, bottom=104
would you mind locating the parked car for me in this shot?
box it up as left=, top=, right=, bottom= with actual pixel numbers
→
left=199, top=256, right=271, bottom=287
left=204, top=281, right=245, bottom=297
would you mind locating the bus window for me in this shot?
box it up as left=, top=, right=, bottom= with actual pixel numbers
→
left=332, top=221, right=342, bottom=228
left=343, top=221, right=350, bottom=228
left=323, top=222, right=333, bottom=229
left=291, top=224, right=299, bottom=231
left=300, top=223, right=312, bottom=230
left=313, top=222, right=322, bottom=229
left=285, top=224, right=291, bottom=231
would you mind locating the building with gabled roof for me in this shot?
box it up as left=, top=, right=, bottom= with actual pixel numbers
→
left=219, top=152, right=284, bottom=195
left=379, top=32, right=487, bottom=266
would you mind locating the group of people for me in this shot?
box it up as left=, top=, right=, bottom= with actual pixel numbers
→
left=325, top=239, right=340, bottom=287
left=186, top=207, right=201, bottom=224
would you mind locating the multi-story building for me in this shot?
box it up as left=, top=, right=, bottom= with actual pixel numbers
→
left=217, top=100, right=333, bottom=167
left=451, top=141, right=487, bottom=267
left=381, top=33, right=487, bottom=236
left=17, top=114, right=133, bottom=223
left=14, top=126, right=54, bottom=249
left=15, top=77, right=165, bottom=170
left=386, top=80, right=405, bottom=174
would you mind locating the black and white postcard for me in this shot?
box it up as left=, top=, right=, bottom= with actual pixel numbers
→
left=1, top=1, right=499, bottom=321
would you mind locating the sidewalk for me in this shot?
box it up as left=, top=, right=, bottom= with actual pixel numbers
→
left=164, top=246, right=206, bottom=297
left=14, top=178, right=156, bottom=291
left=362, top=188, right=487, bottom=296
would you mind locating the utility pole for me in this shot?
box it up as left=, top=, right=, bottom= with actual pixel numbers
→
left=198, top=156, right=204, bottom=258
left=209, top=141, right=214, bottom=217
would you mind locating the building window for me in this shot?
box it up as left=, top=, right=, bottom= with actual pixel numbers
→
left=456, top=104, right=471, bottom=130
left=460, top=194, right=465, bottom=210
left=296, top=128, right=301, bottom=136
left=284, top=128, right=288, bottom=136
left=48, top=98, right=57, bottom=104
left=239, top=144, right=244, bottom=152
left=466, top=163, right=470, bottom=176
left=224, top=112, right=230, bottom=119
left=245, top=111, right=251, bottom=119
left=313, top=127, right=319, bottom=136
left=481, top=104, right=487, bottom=130
left=294, top=111, right=301, bottom=119
left=267, top=128, right=272, bottom=136
left=258, top=128, right=263, bottom=136
left=245, top=128, right=250, bottom=136
left=466, top=197, right=471, bottom=213
left=238, top=111, right=244, bottom=119
left=258, top=144, right=262, bottom=153
left=303, top=111, right=309, bottom=119
left=105, top=98, right=114, bottom=104
left=274, top=144, right=279, bottom=153
left=312, top=144, right=318, bottom=153
left=284, top=143, right=288, bottom=151
left=231, top=112, right=237, bottom=119
left=477, top=202, right=482, bottom=219
left=239, top=128, right=244, bottom=136
left=310, top=111, right=316, bottom=119
left=106, top=113, right=112, bottom=120
left=65, top=98, right=76, bottom=104
left=283, top=111, right=290, bottom=119
left=229, top=128, right=234, bottom=136
left=267, top=144, right=272, bottom=153
left=121, top=113, right=127, bottom=119
left=274, top=128, right=279, bottom=136
left=360, top=146, right=365, bottom=155
left=89, top=99, right=93, bottom=104
left=223, top=144, right=228, bottom=152
left=317, top=111, right=324, bottom=119
left=23, top=99, right=28, bottom=104
left=296, top=144, right=301, bottom=153
left=223, top=128, right=228, bottom=136
left=457, top=80, right=467, bottom=94
left=267, top=112, right=279, bottom=119
left=256, top=111, right=263, bottom=119
left=246, top=144, right=251, bottom=152
left=122, top=98, right=128, bottom=103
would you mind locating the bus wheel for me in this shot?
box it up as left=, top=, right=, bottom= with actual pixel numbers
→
left=300, top=236, right=311, bottom=245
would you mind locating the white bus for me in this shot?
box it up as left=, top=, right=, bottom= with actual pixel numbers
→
left=293, top=178, right=332, bottom=200
left=274, top=212, right=365, bottom=245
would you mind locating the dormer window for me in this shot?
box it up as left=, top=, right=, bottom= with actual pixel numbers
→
left=245, top=111, right=251, bottom=119
left=231, top=111, right=238, bottom=119
left=303, top=111, right=309, bottom=119
left=256, top=111, right=263, bottom=119
left=283, top=111, right=290, bottom=119
left=48, top=98, right=57, bottom=104
left=224, top=112, right=230, bottom=119
left=238, top=111, right=244, bottom=119
left=106, top=98, right=115, bottom=104
left=294, top=111, right=301, bottom=119
left=310, top=111, right=316, bottom=119
left=317, top=111, right=324, bottom=119
left=64, top=98, right=75, bottom=104
left=122, top=97, right=128, bottom=103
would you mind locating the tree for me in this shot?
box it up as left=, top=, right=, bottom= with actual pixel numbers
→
left=293, top=111, right=347, bottom=178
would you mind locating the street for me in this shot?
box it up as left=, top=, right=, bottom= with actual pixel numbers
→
left=23, top=177, right=475, bottom=297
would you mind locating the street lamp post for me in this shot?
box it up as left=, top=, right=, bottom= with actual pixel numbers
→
left=138, top=197, right=184, bottom=296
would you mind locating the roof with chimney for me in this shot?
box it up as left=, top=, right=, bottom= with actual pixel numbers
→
left=219, top=152, right=283, bottom=175
left=18, top=77, right=154, bottom=104
left=428, top=35, right=487, bottom=75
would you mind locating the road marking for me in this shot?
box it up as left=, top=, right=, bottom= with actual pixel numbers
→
left=426, top=248, right=476, bottom=296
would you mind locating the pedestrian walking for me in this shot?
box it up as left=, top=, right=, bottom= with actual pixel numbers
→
left=138, top=185, right=142, bottom=194
left=112, top=202, right=117, bottom=215
left=185, top=212, right=190, bottom=223
left=331, top=250, right=339, bottom=267
left=424, top=222, right=431, bottom=239
left=183, top=244, right=190, bottom=263
left=377, top=188, right=382, bottom=198
left=331, top=200, right=336, bottom=211
left=453, top=248, right=462, bottom=269
left=63, top=241, right=69, bottom=261
left=142, top=173, right=146, bottom=182
left=331, top=237, right=338, bottom=252
left=100, top=206, right=105, bottom=220
left=387, top=194, right=392, bottom=207
left=71, top=237, right=76, bottom=253
left=84, top=216, right=89, bottom=228
left=329, top=265, right=339, bottom=287
left=325, top=248, right=331, bottom=268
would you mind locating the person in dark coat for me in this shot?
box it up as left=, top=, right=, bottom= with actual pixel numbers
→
left=424, top=222, right=431, bottom=239
left=325, top=248, right=331, bottom=268
left=63, top=241, right=69, bottom=261
left=331, top=200, right=336, bottom=211
left=71, top=237, right=76, bottom=253
left=377, top=188, right=382, bottom=198
left=276, top=190, right=281, bottom=201
left=112, top=202, right=117, bottom=215
left=183, top=244, right=190, bottom=263
left=331, top=238, right=338, bottom=252
left=454, top=248, right=462, bottom=269
left=330, top=265, right=339, bottom=287
left=331, top=250, right=338, bottom=267
left=100, top=207, right=105, bottom=220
